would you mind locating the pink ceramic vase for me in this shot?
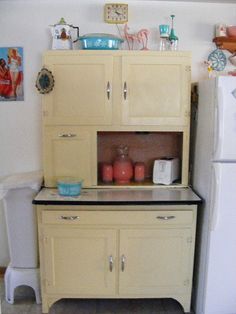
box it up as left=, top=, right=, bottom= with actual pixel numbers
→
left=113, top=145, right=133, bottom=184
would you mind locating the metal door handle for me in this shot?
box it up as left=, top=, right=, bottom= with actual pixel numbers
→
left=109, top=255, right=113, bottom=272
left=121, top=254, right=126, bottom=272
left=107, top=81, right=111, bottom=100
left=60, top=216, right=80, bottom=220
left=156, top=215, right=175, bottom=220
left=58, top=133, right=77, bottom=138
left=123, top=82, right=127, bottom=100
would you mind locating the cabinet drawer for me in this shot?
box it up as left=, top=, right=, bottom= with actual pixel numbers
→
left=42, top=210, right=194, bottom=226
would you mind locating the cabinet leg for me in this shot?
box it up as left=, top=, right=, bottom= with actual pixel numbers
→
left=41, top=295, right=50, bottom=314
left=42, top=296, right=62, bottom=313
left=42, top=303, right=49, bottom=314
left=175, top=295, right=191, bottom=313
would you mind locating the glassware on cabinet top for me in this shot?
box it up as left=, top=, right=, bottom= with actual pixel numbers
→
left=169, top=15, right=179, bottom=51
left=159, top=24, right=170, bottom=51
left=159, top=24, right=170, bottom=38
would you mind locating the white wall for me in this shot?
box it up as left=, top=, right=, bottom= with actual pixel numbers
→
left=1, top=0, right=236, bottom=178
left=0, top=0, right=235, bottom=265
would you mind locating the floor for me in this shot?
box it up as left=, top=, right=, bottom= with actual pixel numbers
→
left=0, top=277, right=190, bottom=314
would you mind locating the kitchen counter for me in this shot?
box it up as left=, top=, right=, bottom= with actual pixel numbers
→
left=33, top=187, right=201, bottom=205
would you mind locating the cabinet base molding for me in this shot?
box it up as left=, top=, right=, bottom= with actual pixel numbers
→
left=41, top=294, right=191, bottom=313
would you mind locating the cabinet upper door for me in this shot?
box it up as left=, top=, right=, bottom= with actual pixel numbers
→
left=119, top=228, right=193, bottom=296
left=42, top=227, right=117, bottom=296
left=43, top=55, right=113, bottom=125
left=121, top=56, right=191, bottom=126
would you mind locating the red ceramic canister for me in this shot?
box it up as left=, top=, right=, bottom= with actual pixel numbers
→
left=134, top=162, right=145, bottom=182
left=102, top=163, right=113, bottom=183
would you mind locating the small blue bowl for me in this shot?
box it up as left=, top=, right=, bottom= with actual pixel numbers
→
left=57, top=178, right=82, bottom=196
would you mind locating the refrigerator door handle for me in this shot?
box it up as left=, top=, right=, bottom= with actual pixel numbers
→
left=210, top=163, right=220, bottom=231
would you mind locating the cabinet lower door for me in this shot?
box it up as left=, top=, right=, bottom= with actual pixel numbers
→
left=121, top=56, right=190, bottom=126
left=119, top=229, right=193, bottom=296
left=43, top=127, right=94, bottom=187
left=43, top=227, right=117, bottom=296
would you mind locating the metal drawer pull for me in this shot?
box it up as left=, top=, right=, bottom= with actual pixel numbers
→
left=121, top=254, right=126, bottom=272
left=107, top=81, right=111, bottom=100
left=156, top=215, right=176, bottom=220
left=58, top=133, right=77, bottom=138
left=123, top=82, right=127, bottom=100
left=109, top=255, right=113, bottom=272
left=60, top=215, right=80, bottom=221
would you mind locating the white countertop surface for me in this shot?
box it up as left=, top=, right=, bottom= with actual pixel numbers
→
left=33, top=187, right=201, bottom=205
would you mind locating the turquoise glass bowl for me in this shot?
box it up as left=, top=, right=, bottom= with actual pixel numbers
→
left=57, top=178, right=82, bottom=196
left=79, top=33, right=124, bottom=50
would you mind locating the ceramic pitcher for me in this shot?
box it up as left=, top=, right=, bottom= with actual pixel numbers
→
left=50, top=18, right=79, bottom=50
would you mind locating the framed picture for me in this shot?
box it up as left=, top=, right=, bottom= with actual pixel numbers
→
left=0, top=47, right=24, bottom=101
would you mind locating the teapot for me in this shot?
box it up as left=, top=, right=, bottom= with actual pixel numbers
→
left=50, top=18, right=79, bottom=50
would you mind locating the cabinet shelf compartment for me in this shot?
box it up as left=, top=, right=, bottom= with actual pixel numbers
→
left=97, top=131, right=183, bottom=186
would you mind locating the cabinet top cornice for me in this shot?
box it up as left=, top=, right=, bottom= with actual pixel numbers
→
left=43, top=50, right=191, bottom=58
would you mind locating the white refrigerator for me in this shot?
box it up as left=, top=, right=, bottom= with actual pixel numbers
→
left=192, top=76, right=236, bottom=314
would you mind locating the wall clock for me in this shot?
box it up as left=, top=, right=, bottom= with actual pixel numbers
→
left=104, top=3, right=128, bottom=24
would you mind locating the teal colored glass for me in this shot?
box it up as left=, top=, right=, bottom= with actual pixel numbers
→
left=159, top=24, right=170, bottom=37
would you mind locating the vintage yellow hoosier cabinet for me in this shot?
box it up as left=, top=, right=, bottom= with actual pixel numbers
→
left=33, top=50, right=201, bottom=313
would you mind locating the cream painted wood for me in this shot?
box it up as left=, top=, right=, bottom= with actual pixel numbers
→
left=42, top=227, right=117, bottom=295
left=42, top=51, right=191, bottom=128
left=42, top=210, right=194, bottom=225
left=37, top=205, right=197, bottom=313
left=121, top=56, right=191, bottom=126
left=42, top=55, right=113, bottom=125
left=119, top=228, right=192, bottom=295
left=43, top=126, right=94, bottom=187
left=42, top=51, right=191, bottom=188
left=182, top=130, right=190, bottom=186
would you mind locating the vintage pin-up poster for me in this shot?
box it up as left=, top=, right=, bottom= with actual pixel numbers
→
left=0, top=47, right=24, bottom=101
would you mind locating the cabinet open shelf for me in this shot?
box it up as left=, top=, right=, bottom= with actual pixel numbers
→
left=97, top=131, right=183, bottom=186
left=213, top=36, right=236, bottom=53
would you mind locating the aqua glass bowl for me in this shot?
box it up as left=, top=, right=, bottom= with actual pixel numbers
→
left=79, top=33, right=124, bottom=50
